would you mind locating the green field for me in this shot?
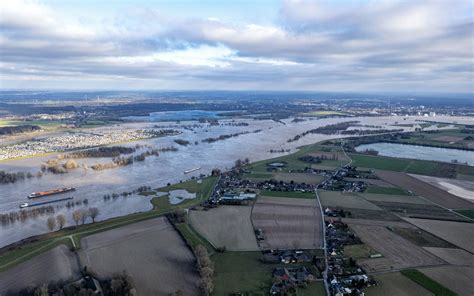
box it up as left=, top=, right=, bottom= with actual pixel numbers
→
left=392, top=128, right=472, bottom=150
left=401, top=269, right=457, bottom=296
left=296, top=282, right=326, bottom=295
left=260, top=190, right=315, bottom=199
left=365, top=186, right=411, bottom=195
left=343, top=244, right=379, bottom=259
left=212, top=252, right=273, bottom=295
left=454, top=209, right=474, bottom=219
left=350, top=153, right=474, bottom=178
left=350, top=154, right=411, bottom=171
left=174, top=222, right=215, bottom=253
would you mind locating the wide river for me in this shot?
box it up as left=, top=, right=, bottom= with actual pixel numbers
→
left=0, top=115, right=470, bottom=247
left=355, top=142, right=474, bottom=165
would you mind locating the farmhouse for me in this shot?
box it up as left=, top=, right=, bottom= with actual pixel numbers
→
left=270, top=266, right=314, bottom=294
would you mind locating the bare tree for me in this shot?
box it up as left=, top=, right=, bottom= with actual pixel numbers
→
left=47, top=216, right=56, bottom=232
left=72, top=210, right=81, bottom=226
left=88, top=207, right=100, bottom=223
left=80, top=210, right=87, bottom=225
left=56, top=214, right=66, bottom=229
left=234, top=159, right=242, bottom=168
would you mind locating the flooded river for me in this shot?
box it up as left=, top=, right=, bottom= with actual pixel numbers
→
left=0, top=115, right=469, bottom=247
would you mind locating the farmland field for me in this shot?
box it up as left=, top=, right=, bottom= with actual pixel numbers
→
left=423, top=247, right=474, bottom=266
left=319, top=191, right=382, bottom=210
left=404, top=218, right=474, bottom=253
left=376, top=170, right=474, bottom=209
left=343, top=244, right=378, bottom=259
left=340, top=208, right=401, bottom=221
left=350, top=154, right=411, bottom=171
left=364, top=186, right=410, bottom=195
left=345, top=177, right=394, bottom=187
left=351, top=153, right=474, bottom=178
left=411, top=174, right=474, bottom=202
left=365, top=272, right=433, bottom=296
left=419, top=266, right=474, bottom=296
left=274, top=172, right=325, bottom=184
left=252, top=196, right=323, bottom=250
left=392, top=227, right=456, bottom=248
left=79, top=217, right=199, bottom=295
left=212, top=251, right=273, bottom=295
left=371, top=201, right=467, bottom=221
left=455, top=209, right=474, bottom=219
left=189, top=206, right=259, bottom=251
left=260, top=190, right=315, bottom=199
left=359, top=193, right=432, bottom=204
left=0, top=245, right=80, bottom=294
left=349, top=224, right=445, bottom=272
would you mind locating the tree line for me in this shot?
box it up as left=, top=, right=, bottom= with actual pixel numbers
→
left=0, top=124, right=41, bottom=135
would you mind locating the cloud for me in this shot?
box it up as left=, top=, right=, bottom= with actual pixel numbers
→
left=0, top=0, right=472, bottom=92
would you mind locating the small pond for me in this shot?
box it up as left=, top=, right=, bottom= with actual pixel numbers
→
left=165, top=189, right=196, bottom=205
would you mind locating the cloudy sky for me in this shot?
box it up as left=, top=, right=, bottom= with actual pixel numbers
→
left=0, top=0, right=473, bottom=92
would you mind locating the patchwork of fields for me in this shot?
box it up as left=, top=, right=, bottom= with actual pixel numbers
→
left=349, top=224, right=445, bottom=272
left=403, top=218, right=474, bottom=253
left=376, top=170, right=474, bottom=209
left=420, top=266, right=474, bottom=296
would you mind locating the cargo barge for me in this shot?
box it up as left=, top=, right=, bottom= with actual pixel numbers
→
left=20, top=197, right=74, bottom=209
left=27, top=187, right=76, bottom=199
left=184, top=167, right=201, bottom=174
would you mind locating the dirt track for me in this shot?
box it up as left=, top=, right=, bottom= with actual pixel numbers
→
left=79, top=217, right=199, bottom=295
left=252, top=197, right=323, bottom=250
left=376, top=170, right=474, bottom=209
left=0, top=245, right=80, bottom=294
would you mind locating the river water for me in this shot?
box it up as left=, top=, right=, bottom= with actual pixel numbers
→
left=355, top=143, right=474, bottom=165
left=0, top=115, right=470, bottom=247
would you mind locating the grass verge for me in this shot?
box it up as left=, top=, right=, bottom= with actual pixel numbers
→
left=365, top=186, right=411, bottom=195
left=401, top=269, right=457, bottom=296
left=454, top=209, right=474, bottom=219
left=260, top=190, right=315, bottom=199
